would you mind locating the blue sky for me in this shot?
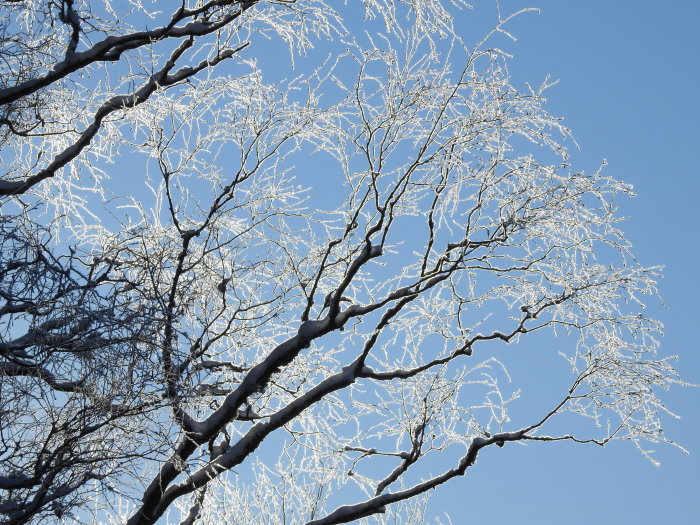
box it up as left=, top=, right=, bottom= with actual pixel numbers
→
left=422, top=2, right=700, bottom=523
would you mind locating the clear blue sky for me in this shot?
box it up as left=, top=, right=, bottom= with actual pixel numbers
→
left=423, top=2, right=700, bottom=523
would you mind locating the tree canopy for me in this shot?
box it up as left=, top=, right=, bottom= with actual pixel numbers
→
left=0, top=1, right=685, bottom=524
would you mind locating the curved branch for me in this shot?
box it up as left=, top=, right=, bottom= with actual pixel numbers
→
left=0, top=1, right=256, bottom=106
left=306, top=432, right=526, bottom=525
left=0, top=41, right=249, bottom=196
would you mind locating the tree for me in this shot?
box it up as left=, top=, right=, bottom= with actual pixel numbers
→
left=0, top=1, right=685, bottom=523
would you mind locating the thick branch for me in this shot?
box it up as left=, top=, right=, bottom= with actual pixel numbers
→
left=0, top=1, right=256, bottom=106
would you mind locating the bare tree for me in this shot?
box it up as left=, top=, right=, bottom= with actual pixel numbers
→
left=0, top=1, right=686, bottom=524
